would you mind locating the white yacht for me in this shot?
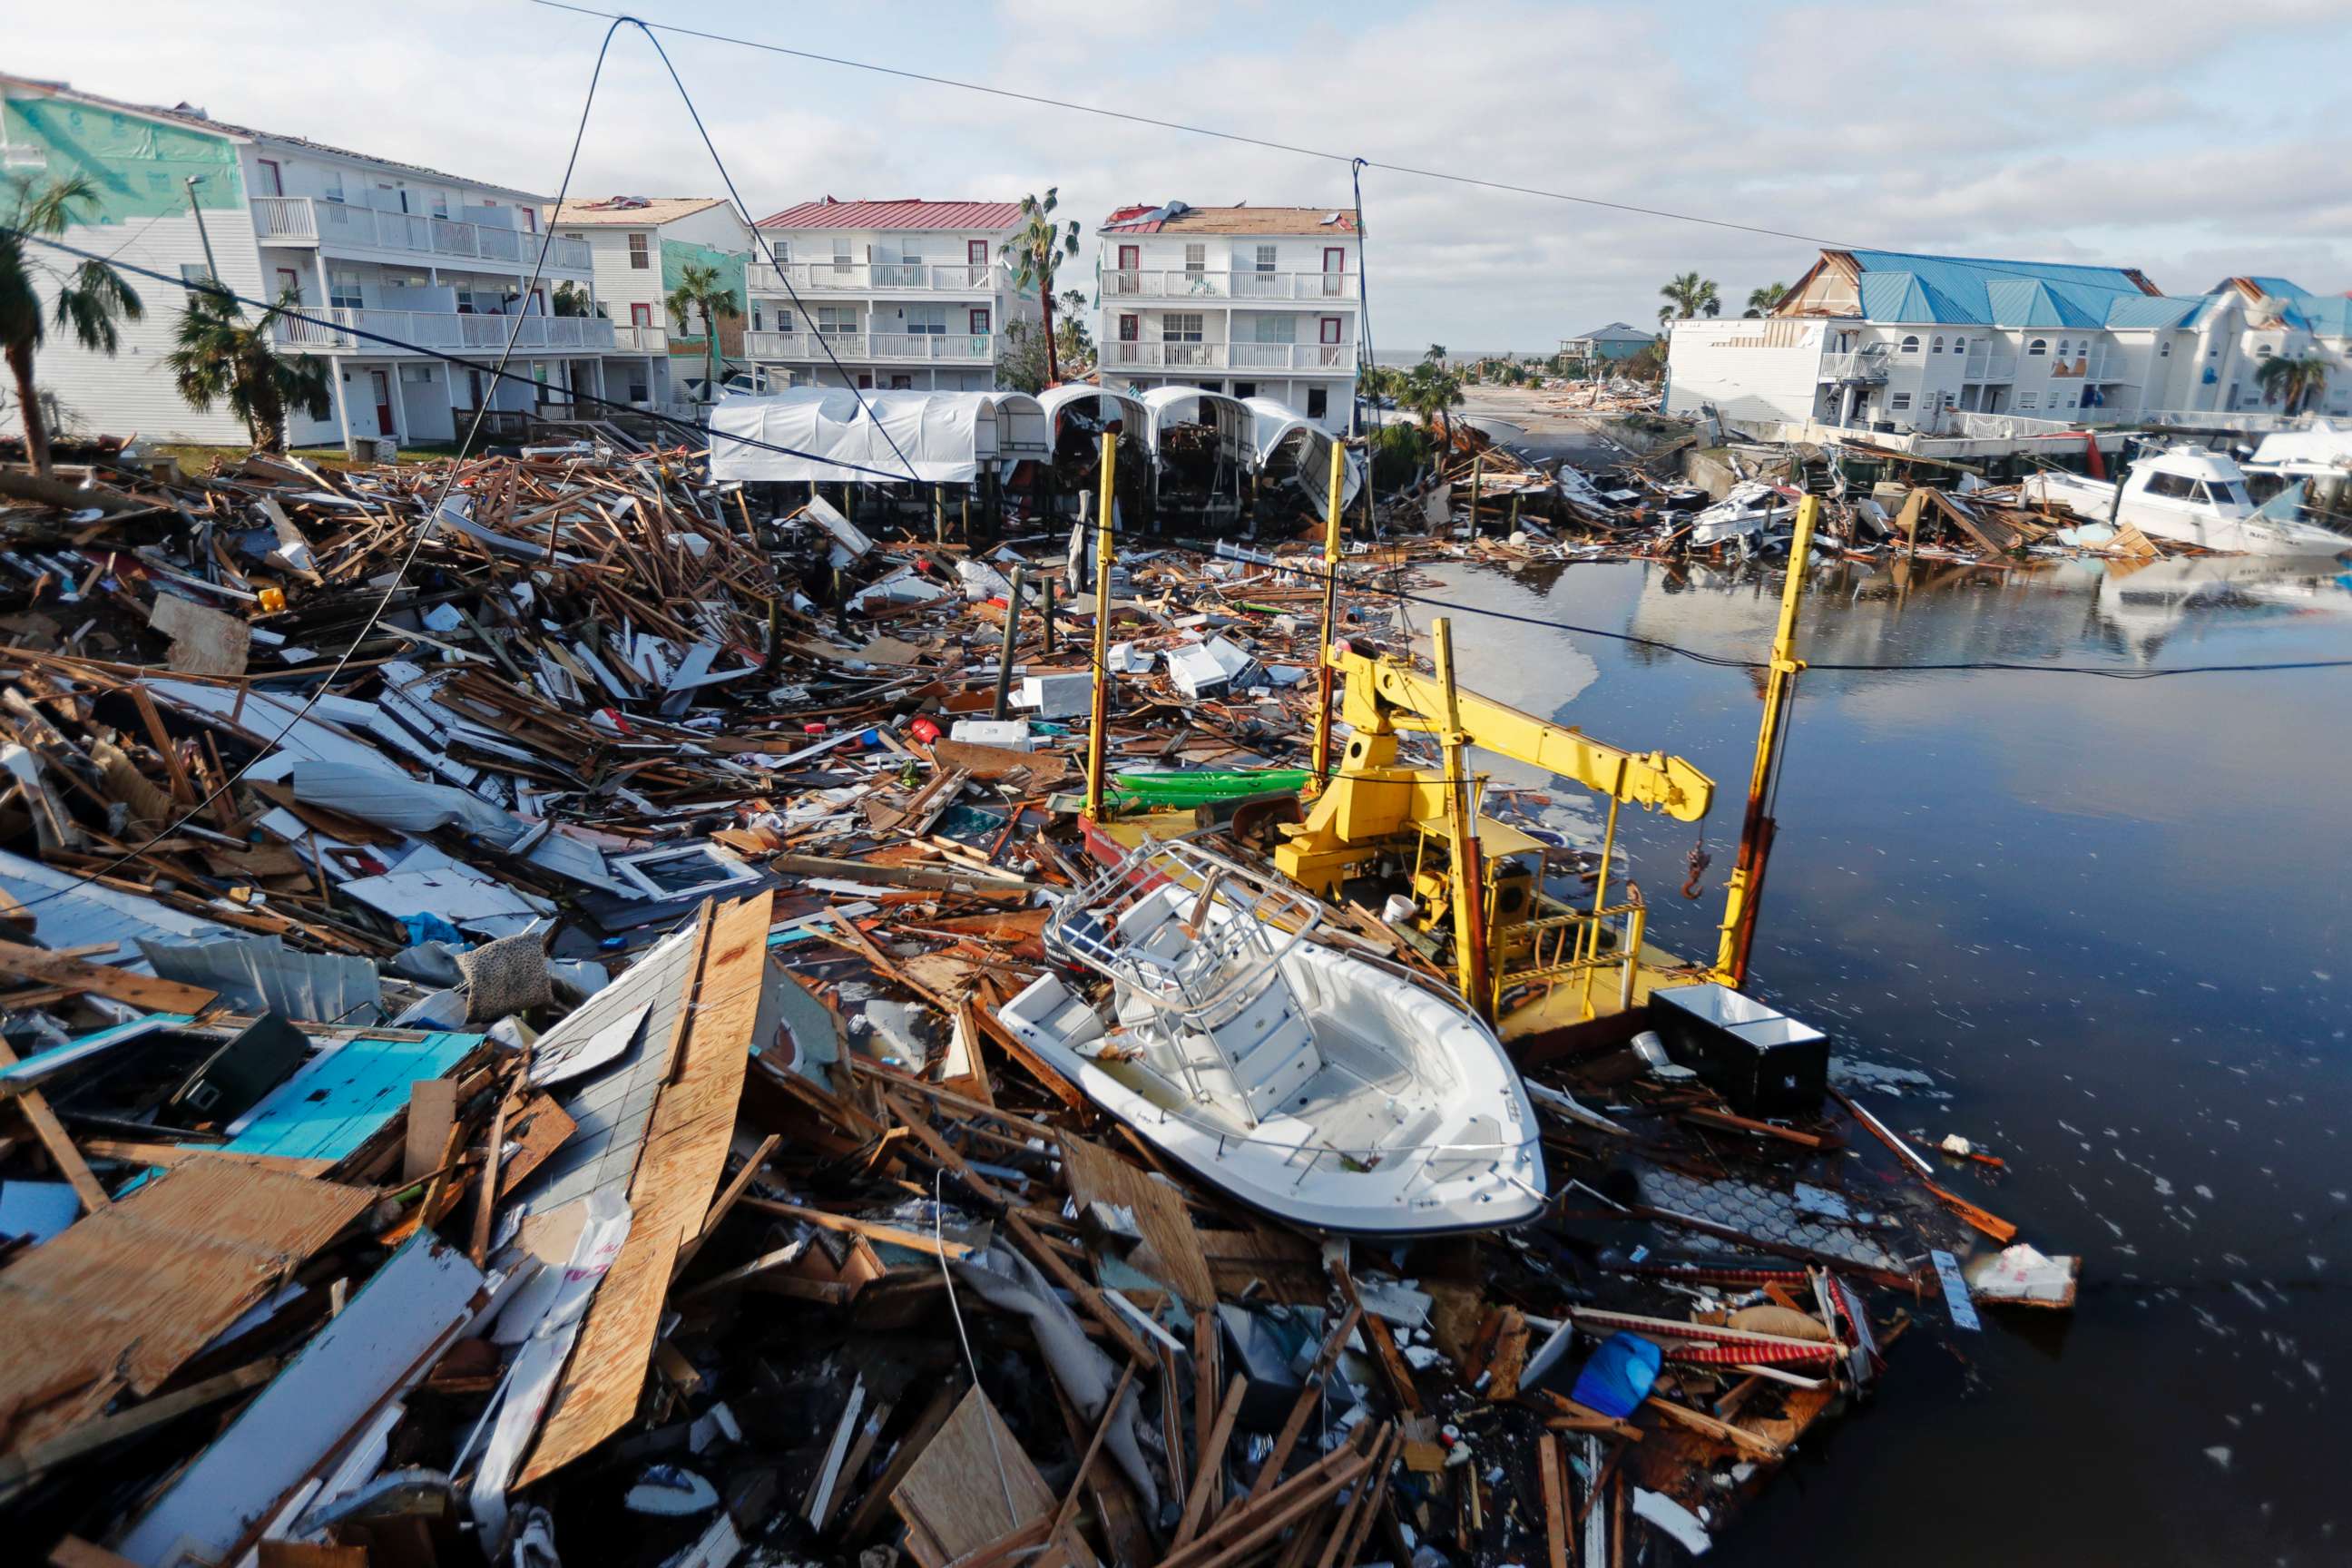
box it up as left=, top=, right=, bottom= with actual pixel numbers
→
left=997, top=838, right=1546, bottom=1236
left=2025, top=446, right=2348, bottom=557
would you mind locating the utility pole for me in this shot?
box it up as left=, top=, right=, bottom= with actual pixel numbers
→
left=182, top=177, right=222, bottom=301
left=1309, top=438, right=1348, bottom=788
left=1083, top=433, right=1117, bottom=824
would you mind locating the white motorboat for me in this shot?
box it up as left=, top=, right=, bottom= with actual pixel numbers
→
left=1686, top=480, right=1800, bottom=548
left=996, top=838, right=1545, bottom=1236
left=2024, top=446, right=2348, bottom=557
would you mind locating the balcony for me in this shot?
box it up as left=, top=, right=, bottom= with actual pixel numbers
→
left=270, top=307, right=616, bottom=355
left=251, top=197, right=593, bottom=273
left=742, top=330, right=995, bottom=364
left=1818, top=348, right=1889, bottom=383
left=747, top=260, right=1004, bottom=295
left=1102, top=270, right=1357, bottom=303
left=612, top=323, right=670, bottom=354
left=1227, top=341, right=1357, bottom=371
left=1961, top=351, right=2018, bottom=381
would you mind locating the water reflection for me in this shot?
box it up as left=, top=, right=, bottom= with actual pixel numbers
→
left=1426, top=553, right=2352, bottom=1568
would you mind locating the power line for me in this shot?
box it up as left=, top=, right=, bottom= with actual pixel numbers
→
left=3, top=18, right=633, bottom=916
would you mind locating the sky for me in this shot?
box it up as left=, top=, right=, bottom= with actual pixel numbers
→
left=11, top=0, right=2352, bottom=350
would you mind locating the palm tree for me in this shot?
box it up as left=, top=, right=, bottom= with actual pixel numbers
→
left=164, top=286, right=332, bottom=453
left=664, top=262, right=740, bottom=402
left=1658, top=271, right=1719, bottom=321
left=1053, top=286, right=1094, bottom=373
left=1424, top=343, right=1447, bottom=368
left=3, top=175, right=144, bottom=477
left=1745, top=281, right=1788, bottom=318
left=553, top=280, right=603, bottom=319
left=1002, top=190, right=1082, bottom=387
left=2255, top=354, right=2329, bottom=414
left=1401, top=361, right=1465, bottom=445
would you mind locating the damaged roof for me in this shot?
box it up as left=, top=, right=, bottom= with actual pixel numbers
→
left=1100, top=202, right=1359, bottom=236
left=544, top=196, right=733, bottom=227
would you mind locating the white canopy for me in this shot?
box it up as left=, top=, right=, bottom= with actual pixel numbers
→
left=1139, top=386, right=1257, bottom=464
left=710, top=388, right=1047, bottom=485
left=1038, top=384, right=1150, bottom=440
left=1244, top=397, right=1363, bottom=509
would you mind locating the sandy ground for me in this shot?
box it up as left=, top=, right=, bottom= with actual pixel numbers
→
left=1452, top=383, right=1681, bottom=467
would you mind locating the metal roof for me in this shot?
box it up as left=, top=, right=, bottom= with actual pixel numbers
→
left=1839, top=249, right=2167, bottom=329
left=756, top=199, right=1024, bottom=231
left=1100, top=203, right=1358, bottom=236
left=1570, top=321, right=1657, bottom=342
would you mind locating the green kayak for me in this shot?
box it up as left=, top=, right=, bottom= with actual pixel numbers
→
left=1103, top=769, right=1312, bottom=809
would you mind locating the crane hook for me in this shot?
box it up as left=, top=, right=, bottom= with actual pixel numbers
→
left=1681, top=841, right=1712, bottom=900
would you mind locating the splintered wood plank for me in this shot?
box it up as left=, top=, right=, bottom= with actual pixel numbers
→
left=0, top=1157, right=374, bottom=1456
left=518, top=891, right=773, bottom=1486
left=1058, top=1132, right=1216, bottom=1311
left=403, top=1078, right=457, bottom=1182
left=0, top=939, right=217, bottom=1014
left=889, top=1384, right=1097, bottom=1568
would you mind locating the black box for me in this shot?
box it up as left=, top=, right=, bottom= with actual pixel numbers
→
left=1649, top=984, right=1828, bottom=1119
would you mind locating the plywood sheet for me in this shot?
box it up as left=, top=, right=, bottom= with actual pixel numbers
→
left=518, top=891, right=772, bottom=1485
left=0, top=1157, right=374, bottom=1455
left=890, top=1384, right=1096, bottom=1568
left=1060, top=1133, right=1216, bottom=1310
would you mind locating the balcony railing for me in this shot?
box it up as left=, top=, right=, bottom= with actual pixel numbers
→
left=270, top=307, right=616, bottom=354
left=1102, top=270, right=1355, bottom=302
left=251, top=197, right=593, bottom=272
left=612, top=323, right=670, bottom=353
left=747, top=260, right=1004, bottom=295
left=743, top=330, right=995, bottom=363
left=1961, top=352, right=2019, bottom=380
left=1227, top=341, right=1357, bottom=371
left=1818, top=348, right=1890, bottom=383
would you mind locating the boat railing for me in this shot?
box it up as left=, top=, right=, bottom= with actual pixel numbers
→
left=1494, top=893, right=1649, bottom=1020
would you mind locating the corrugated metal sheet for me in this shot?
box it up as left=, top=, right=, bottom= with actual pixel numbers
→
left=757, top=199, right=1023, bottom=231
left=1844, top=249, right=2161, bottom=328
left=0, top=846, right=240, bottom=964
left=221, top=1028, right=483, bottom=1161
left=2103, top=294, right=2205, bottom=329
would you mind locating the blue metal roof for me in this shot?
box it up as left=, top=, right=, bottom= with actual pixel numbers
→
left=1841, top=249, right=2159, bottom=328
left=2102, top=294, right=2205, bottom=329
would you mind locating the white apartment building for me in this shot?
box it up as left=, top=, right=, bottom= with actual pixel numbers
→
left=741, top=199, right=1037, bottom=392
left=0, top=74, right=644, bottom=449
left=1664, top=249, right=2352, bottom=436
left=547, top=197, right=755, bottom=413
left=1094, top=202, right=1362, bottom=433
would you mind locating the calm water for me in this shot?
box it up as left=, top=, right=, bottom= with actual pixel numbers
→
left=1430, top=551, right=2352, bottom=1566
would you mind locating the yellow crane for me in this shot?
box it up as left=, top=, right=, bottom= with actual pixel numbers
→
left=1273, top=615, right=1716, bottom=1034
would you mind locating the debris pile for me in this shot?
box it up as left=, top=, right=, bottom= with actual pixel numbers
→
left=0, top=445, right=2059, bottom=1566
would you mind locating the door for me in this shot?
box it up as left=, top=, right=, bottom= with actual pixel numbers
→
left=630, top=302, right=653, bottom=328
left=969, top=308, right=991, bottom=338
left=256, top=159, right=283, bottom=197
left=1319, top=316, right=1344, bottom=368
left=1117, top=313, right=1139, bottom=365
left=968, top=239, right=988, bottom=282
left=1322, top=248, right=1347, bottom=298
left=368, top=370, right=396, bottom=439
left=275, top=268, right=301, bottom=307
left=1116, top=244, right=1140, bottom=295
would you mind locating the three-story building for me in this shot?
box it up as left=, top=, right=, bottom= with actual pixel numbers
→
left=742, top=199, right=1035, bottom=392
left=546, top=197, right=755, bottom=413
left=0, top=74, right=643, bottom=449
left=1093, top=202, right=1362, bottom=432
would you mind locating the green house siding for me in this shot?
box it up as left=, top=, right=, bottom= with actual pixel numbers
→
left=5, top=99, right=243, bottom=223
left=658, top=237, right=745, bottom=359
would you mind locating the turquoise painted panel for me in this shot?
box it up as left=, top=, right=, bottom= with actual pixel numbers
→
left=221, top=1030, right=483, bottom=1161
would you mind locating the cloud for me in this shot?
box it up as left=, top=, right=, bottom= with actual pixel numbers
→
left=5, top=0, right=2345, bottom=348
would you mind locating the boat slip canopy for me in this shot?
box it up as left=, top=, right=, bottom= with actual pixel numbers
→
left=709, top=388, right=1048, bottom=485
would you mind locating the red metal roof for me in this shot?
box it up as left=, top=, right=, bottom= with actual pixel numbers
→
left=757, top=198, right=1024, bottom=231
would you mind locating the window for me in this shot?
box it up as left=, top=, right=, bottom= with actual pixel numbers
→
left=323, top=169, right=345, bottom=203
left=1899, top=335, right=1920, bottom=354
left=1255, top=244, right=1278, bottom=274
left=1183, top=243, right=1206, bottom=277
left=1118, top=314, right=1139, bottom=343
left=2027, top=338, right=2047, bottom=356
left=903, top=305, right=946, bottom=336
left=1930, top=336, right=1944, bottom=353
left=2056, top=339, right=2070, bottom=358
left=2144, top=471, right=2196, bottom=500
left=1890, top=391, right=1913, bottom=410
left=1232, top=381, right=1258, bottom=399
left=179, top=262, right=218, bottom=292
left=832, top=239, right=854, bottom=274
left=1307, top=387, right=1328, bottom=419
left=772, top=309, right=795, bottom=334
left=2019, top=391, right=2040, bottom=409
left=627, top=232, right=650, bottom=270
left=816, top=306, right=857, bottom=336
left=628, top=374, right=650, bottom=402
left=1952, top=337, right=1966, bottom=355
left=969, top=308, right=990, bottom=336
left=771, top=240, right=790, bottom=265
left=256, top=158, right=283, bottom=197
left=1253, top=316, right=1295, bottom=345
left=889, top=374, right=914, bottom=389
left=2256, top=345, right=2274, bottom=358
left=2160, top=341, right=2171, bottom=357
left=399, top=364, right=435, bottom=385
left=328, top=270, right=364, bottom=309
left=1163, top=313, right=1204, bottom=342
left=750, top=304, right=763, bottom=331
